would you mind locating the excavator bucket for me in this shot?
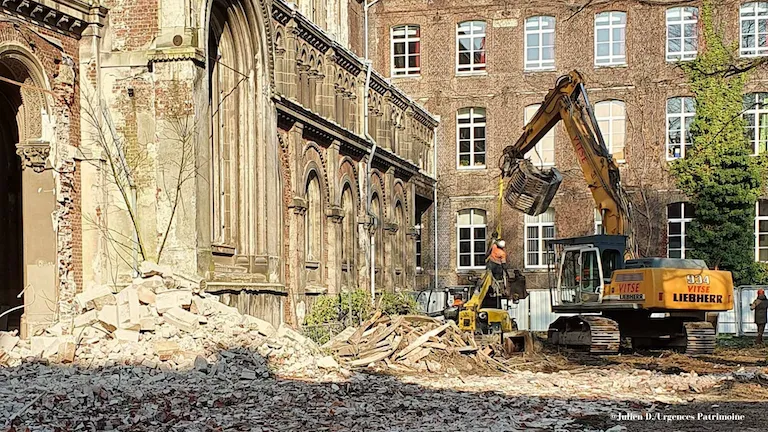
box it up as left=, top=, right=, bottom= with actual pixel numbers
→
left=504, top=159, right=563, bottom=216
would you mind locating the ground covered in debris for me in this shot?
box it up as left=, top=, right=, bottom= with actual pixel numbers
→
left=2, top=262, right=768, bottom=431
left=1, top=345, right=768, bottom=432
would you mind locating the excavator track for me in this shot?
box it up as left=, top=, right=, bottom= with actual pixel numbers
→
left=683, top=322, right=716, bottom=355
left=548, top=315, right=620, bottom=354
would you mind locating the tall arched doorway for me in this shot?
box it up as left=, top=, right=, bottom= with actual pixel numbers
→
left=0, top=47, right=57, bottom=337
left=0, top=59, right=24, bottom=332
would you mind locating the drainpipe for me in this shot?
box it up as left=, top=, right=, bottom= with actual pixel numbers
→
left=363, top=61, right=377, bottom=305
left=432, top=131, right=438, bottom=290
left=364, top=0, right=381, bottom=61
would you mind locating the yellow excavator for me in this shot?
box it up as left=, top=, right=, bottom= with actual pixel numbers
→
left=499, top=70, right=734, bottom=355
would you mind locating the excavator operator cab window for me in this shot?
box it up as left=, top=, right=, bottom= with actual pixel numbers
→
left=557, top=246, right=604, bottom=304
left=581, top=249, right=601, bottom=295
left=601, top=249, right=620, bottom=282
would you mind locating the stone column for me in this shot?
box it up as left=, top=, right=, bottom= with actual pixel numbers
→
left=15, top=143, right=57, bottom=338
left=283, top=21, right=299, bottom=100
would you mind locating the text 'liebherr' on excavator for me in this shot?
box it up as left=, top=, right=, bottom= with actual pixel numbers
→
left=500, top=70, right=734, bottom=355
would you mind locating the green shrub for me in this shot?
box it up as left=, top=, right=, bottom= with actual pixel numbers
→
left=303, top=290, right=373, bottom=344
left=377, top=291, right=419, bottom=316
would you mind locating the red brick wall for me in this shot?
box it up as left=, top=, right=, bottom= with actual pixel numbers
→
left=102, top=0, right=159, bottom=50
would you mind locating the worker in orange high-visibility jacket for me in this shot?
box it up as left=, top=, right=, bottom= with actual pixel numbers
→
left=487, top=239, right=507, bottom=281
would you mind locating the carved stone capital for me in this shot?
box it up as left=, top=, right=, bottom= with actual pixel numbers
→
left=384, top=222, right=399, bottom=234
left=15, top=141, right=50, bottom=173
left=290, top=196, right=307, bottom=215
left=326, top=205, right=344, bottom=223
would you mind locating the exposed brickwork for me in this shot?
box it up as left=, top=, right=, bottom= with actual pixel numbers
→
left=101, top=0, right=159, bottom=51
left=369, top=0, right=768, bottom=288
left=0, top=20, right=82, bottom=330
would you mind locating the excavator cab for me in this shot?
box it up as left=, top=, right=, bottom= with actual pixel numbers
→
left=550, top=235, right=626, bottom=307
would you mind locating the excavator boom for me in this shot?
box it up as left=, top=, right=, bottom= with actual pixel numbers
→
left=500, top=71, right=632, bottom=243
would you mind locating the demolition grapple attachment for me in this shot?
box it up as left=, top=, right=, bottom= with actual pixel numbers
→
left=502, top=158, right=563, bottom=217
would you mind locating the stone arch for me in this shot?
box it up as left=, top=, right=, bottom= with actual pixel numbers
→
left=304, top=169, right=324, bottom=263
left=0, top=42, right=57, bottom=336
left=370, top=170, right=387, bottom=219
left=337, top=157, right=359, bottom=210
left=202, top=0, right=275, bottom=93
left=392, top=179, right=407, bottom=218
left=302, top=142, right=331, bottom=207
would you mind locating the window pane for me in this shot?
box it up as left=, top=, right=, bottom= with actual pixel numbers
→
left=668, top=203, right=682, bottom=218
left=527, top=33, right=539, bottom=47
left=527, top=47, right=539, bottom=61
left=458, top=210, right=470, bottom=225
left=459, top=227, right=470, bottom=238
left=459, top=241, right=470, bottom=253
left=460, top=255, right=470, bottom=267
left=669, top=222, right=681, bottom=235
left=474, top=210, right=486, bottom=224
left=474, top=240, right=485, bottom=253
left=669, top=24, right=682, bottom=38
left=669, top=236, right=682, bottom=249
left=761, top=220, right=768, bottom=232
left=684, top=204, right=695, bottom=218
left=760, top=200, right=768, bottom=216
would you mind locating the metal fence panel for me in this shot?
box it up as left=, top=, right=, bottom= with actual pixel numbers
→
left=717, top=307, right=737, bottom=335
left=505, top=289, right=575, bottom=331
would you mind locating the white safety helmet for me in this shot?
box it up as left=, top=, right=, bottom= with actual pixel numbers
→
left=497, top=239, right=506, bottom=248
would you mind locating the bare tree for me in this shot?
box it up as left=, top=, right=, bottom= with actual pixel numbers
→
left=79, top=81, right=200, bottom=276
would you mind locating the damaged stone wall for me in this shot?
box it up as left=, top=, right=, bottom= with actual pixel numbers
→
left=0, top=19, right=84, bottom=335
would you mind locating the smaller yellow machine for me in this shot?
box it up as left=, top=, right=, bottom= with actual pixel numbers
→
left=457, top=270, right=517, bottom=334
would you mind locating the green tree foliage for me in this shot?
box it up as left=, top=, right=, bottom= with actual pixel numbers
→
left=302, top=290, right=420, bottom=344
left=671, top=0, right=768, bottom=285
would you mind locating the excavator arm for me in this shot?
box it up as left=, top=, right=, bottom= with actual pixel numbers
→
left=500, top=71, right=633, bottom=242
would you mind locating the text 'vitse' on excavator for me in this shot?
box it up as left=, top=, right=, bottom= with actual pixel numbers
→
left=499, top=70, right=733, bottom=355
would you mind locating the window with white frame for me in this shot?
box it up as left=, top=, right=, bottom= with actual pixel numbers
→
left=595, top=100, right=626, bottom=162
left=457, top=209, right=487, bottom=269
left=594, top=208, right=603, bottom=234
left=525, top=208, right=555, bottom=269
left=666, top=7, right=698, bottom=61
left=524, top=104, right=555, bottom=166
left=744, top=92, right=768, bottom=155
left=457, top=107, right=486, bottom=168
left=757, top=200, right=768, bottom=262
left=595, top=11, right=626, bottom=66
left=740, top=2, right=768, bottom=57
left=525, top=16, right=555, bottom=70
left=667, top=202, right=693, bottom=259
left=457, top=21, right=486, bottom=73
left=391, top=25, right=421, bottom=76
left=666, top=97, right=695, bottom=160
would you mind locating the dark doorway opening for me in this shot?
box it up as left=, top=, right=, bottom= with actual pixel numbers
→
left=0, top=61, right=25, bottom=332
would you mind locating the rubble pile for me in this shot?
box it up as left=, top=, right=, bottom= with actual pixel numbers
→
left=325, top=312, right=513, bottom=373
left=0, top=262, right=340, bottom=379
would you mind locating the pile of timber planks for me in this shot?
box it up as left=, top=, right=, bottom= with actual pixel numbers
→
left=323, top=312, right=480, bottom=370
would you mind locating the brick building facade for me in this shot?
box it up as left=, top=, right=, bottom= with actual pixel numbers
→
left=0, top=0, right=437, bottom=336
left=367, top=0, right=768, bottom=290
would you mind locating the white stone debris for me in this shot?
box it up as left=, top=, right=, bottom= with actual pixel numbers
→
left=0, top=261, right=335, bottom=381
